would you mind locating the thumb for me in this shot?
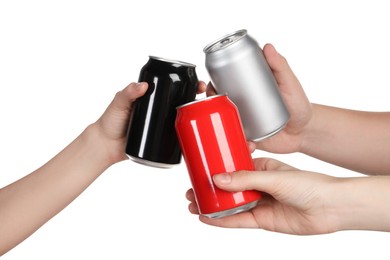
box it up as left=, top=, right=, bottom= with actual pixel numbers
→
left=213, top=170, right=279, bottom=194
left=106, top=82, right=148, bottom=115
left=263, top=43, right=298, bottom=89
left=120, top=82, right=148, bottom=105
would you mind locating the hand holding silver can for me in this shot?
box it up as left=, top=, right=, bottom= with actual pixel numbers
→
left=203, top=29, right=290, bottom=141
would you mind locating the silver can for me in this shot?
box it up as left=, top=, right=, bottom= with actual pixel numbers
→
left=203, top=29, right=290, bottom=141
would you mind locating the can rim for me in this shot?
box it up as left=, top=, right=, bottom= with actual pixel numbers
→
left=176, top=94, right=226, bottom=109
left=149, top=56, right=196, bottom=67
left=203, top=29, right=247, bottom=53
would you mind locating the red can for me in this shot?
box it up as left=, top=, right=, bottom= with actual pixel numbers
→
left=175, top=95, right=262, bottom=218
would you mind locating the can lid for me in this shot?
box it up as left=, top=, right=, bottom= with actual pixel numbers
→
left=176, top=94, right=226, bottom=109
left=149, top=56, right=196, bottom=67
left=203, top=29, right=247, bottom=53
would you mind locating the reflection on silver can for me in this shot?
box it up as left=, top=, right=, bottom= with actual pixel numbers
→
left=203, top=29, right=290, bottom=141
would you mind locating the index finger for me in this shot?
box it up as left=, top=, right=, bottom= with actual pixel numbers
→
left=197, top=81, right=207, bottom=94
left=206, top=82, right=217, bottom=96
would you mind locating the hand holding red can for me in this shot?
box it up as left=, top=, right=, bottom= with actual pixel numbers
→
left=175, top=95, right=262, bottom=218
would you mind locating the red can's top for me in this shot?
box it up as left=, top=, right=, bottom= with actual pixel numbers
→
left=176, top=94, right=228, bottom=110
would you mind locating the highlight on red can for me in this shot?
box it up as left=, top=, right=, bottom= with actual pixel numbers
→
left=175, top=94, right=262, bottom=218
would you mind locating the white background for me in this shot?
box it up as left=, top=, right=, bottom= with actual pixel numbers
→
left=1, top=0, right=390, bottom=259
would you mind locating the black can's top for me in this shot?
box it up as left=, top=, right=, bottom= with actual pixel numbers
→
left=203, top=29, right=247, bottom=53
left=149, top=56, right=196, bottom=68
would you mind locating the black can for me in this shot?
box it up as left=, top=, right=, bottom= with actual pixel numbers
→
left=125, top=56, right=198, bottom=168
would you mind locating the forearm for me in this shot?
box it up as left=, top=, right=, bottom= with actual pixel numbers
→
left=331, top=176, right=390, bottom=232
left=0, top=123, right=113, bottom=255
left=301, top=104, right=390, bottom=175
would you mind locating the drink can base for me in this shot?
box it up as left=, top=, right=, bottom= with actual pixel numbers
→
left=129, top=156, right=177, bottom=169
left=250, top=121, right=288, bottom=142
left=202, top=200, right=259, bottom=219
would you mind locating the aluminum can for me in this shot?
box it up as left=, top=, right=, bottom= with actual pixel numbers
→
left=175, top=95, right=262, bottom=218
left=126, top=56, right=198, bottom=168
left=203, top=29, right=290, bottom=141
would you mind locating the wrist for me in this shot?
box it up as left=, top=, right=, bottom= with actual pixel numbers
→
left=299, top=104, right=330, bottom=155
left=82, top=123, right=124, bottom=170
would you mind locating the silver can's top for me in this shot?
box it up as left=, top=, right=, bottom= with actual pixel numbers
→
left=203, top=29, right=248, bottom=53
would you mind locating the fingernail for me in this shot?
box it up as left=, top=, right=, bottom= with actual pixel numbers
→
left=213, top=173, right=232, bottom=185
left=135, top=82, right=144, bottom=90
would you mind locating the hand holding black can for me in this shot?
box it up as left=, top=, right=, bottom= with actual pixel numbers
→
left=125, top=56, right=199, bottom=168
